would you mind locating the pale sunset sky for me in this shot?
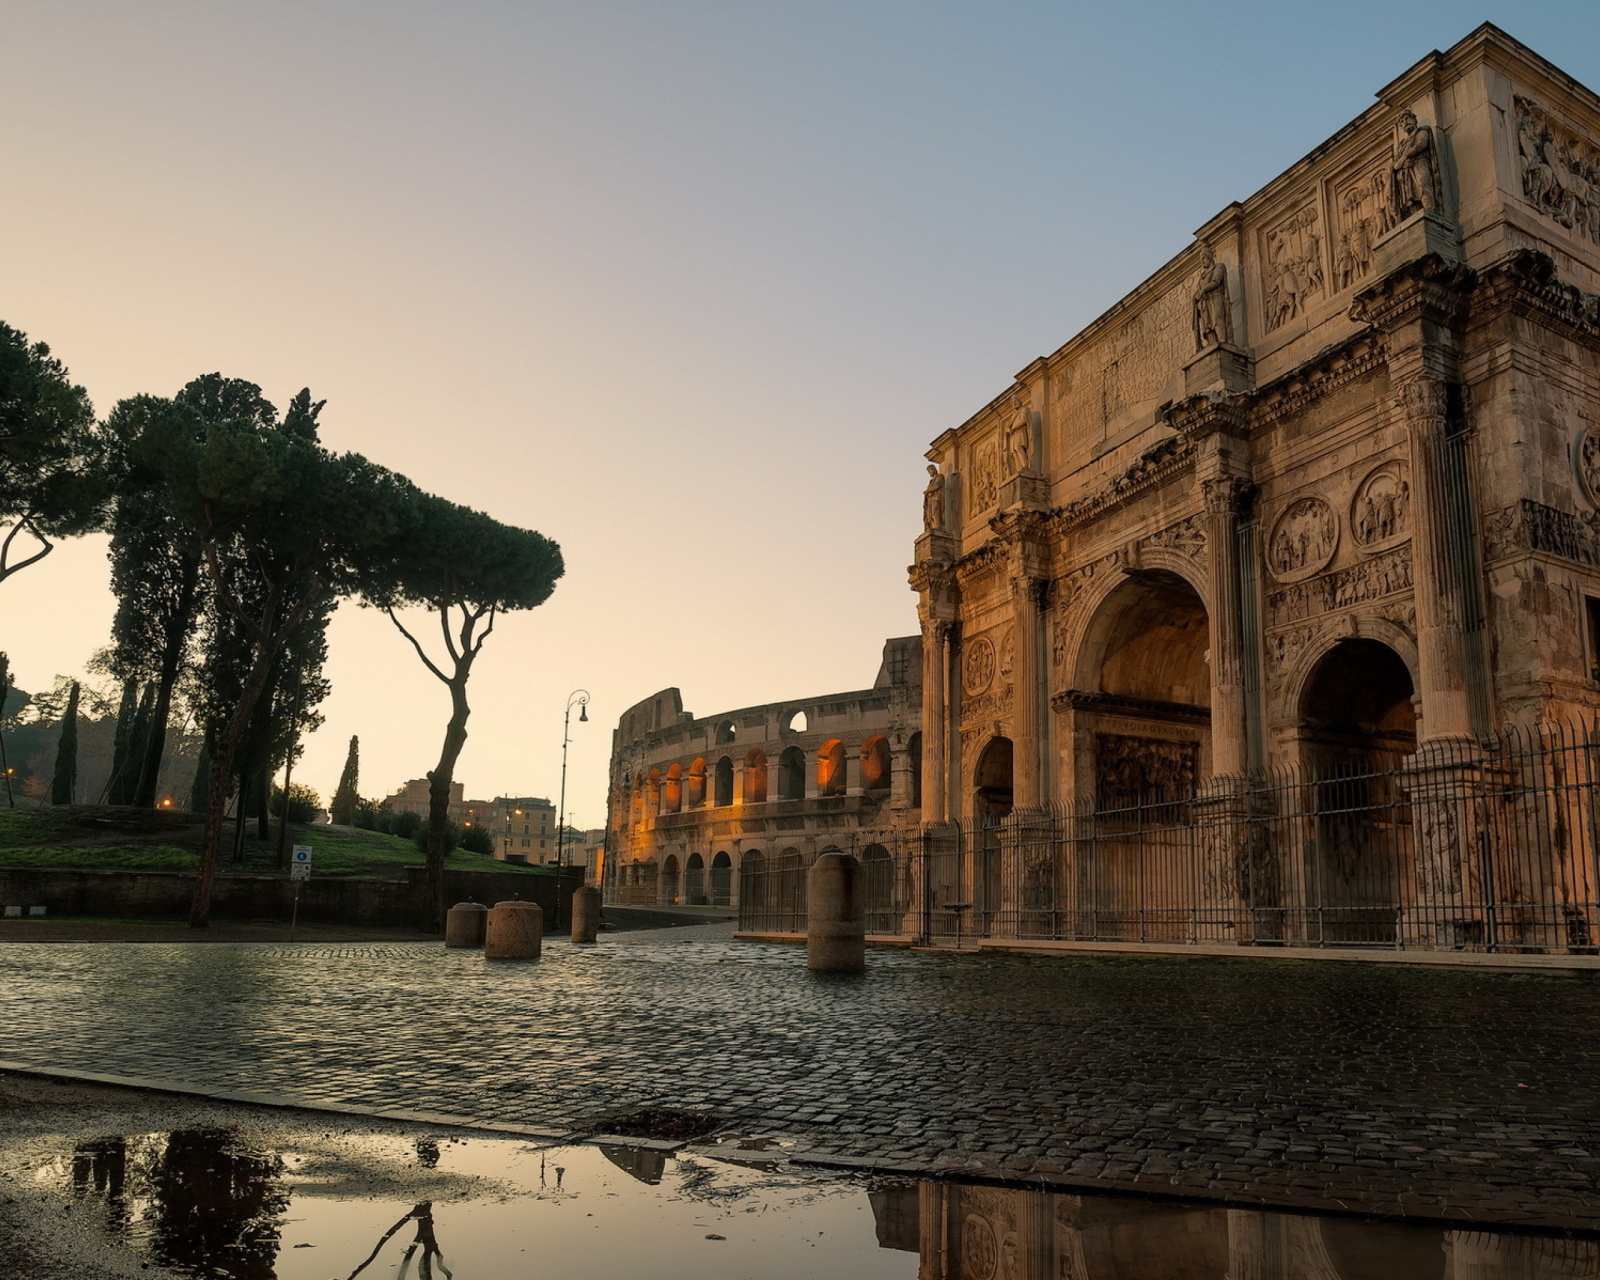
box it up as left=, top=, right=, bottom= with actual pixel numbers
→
left=3, top=1, right=1596, bottom=823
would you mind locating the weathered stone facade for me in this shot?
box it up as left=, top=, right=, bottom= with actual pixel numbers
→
left=605, top=638, right=921, bottom=905
left=908, top=26, right=1600, bottom=952
left=915, top=24, right=1600, bottom=809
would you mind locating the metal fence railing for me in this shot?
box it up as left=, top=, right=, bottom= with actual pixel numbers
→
left=736, top=722, right=1600, bottom=954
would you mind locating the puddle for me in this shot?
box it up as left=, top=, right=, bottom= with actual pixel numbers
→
left=29, top=1126, right=1600, bottom=1279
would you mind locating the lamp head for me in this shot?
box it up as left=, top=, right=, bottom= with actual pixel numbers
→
left=579, top=705, right=588, bottom=722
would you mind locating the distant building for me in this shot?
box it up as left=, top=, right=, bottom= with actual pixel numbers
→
left=492, top=796, right=556, bottom=863
left=384, top=782, right=555, bottom=863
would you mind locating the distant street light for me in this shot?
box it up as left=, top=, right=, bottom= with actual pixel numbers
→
left=554, top=689, right=590, bottom=929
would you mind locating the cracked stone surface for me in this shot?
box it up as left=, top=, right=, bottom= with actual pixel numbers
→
left=1, top=939, right=1596, bottom=1228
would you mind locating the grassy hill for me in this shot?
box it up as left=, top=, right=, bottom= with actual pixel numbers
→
left=0, top=806, right=551, bottom=879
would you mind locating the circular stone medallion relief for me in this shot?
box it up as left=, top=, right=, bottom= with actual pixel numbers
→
left=962, top=1214, right=999, bottom=1280
left=1350, top=463, right=1412, bottom=551
left=963, top=635, right=996, bottom=696
left=1575, top=423, right=1600, bottom=508
left=1267, top=495, right=1339, bottom=583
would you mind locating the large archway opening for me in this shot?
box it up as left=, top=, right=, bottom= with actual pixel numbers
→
left=1080, top=572, right=1210, bottom=806
left=685, top=852, right=705, bottom=903
left=778, top=747, right=806, bottom=800
left=974, top=736, right=1014, bottom=820
left=711, top=851, right=733, bottom=905
left=1300, top=638, right=1417, bottom=944
left=743, top=749, right=768, bottom=804
left=661, top=854, right=680, bottom=904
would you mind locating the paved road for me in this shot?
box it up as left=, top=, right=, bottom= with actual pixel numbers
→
left=1, top=939, right=1596, bottom=1229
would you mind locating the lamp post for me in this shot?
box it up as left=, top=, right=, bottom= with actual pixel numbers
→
left=555, top=689, right=590, bottom=928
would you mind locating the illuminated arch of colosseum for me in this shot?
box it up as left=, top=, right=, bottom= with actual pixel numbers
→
left=605, top=638, right=922, bottom=908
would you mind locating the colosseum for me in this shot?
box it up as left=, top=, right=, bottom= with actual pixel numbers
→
left=604, top=638, right=921, bottom=918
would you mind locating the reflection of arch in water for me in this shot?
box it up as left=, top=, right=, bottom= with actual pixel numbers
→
left=1299, top=638, right=1417, bottom=944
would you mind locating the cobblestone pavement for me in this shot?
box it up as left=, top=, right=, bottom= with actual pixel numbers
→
left=1, top=940, right=1597, bottom=1229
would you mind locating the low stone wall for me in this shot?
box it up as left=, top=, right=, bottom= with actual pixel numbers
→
left=0, top=865, right=583, bottom=929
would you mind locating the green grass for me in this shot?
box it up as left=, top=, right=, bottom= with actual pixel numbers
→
left=0, top=806, right=553, bottom=879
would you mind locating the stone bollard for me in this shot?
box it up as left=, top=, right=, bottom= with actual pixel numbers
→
left=444, top=901, right=488, bottom=948
left=484, top=899, right=543, bottom=960
left=806, top=852, right=865, bottom=972
left=571, top=886, right=602, bottom=943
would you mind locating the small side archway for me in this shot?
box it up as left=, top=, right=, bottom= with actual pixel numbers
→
left=778, top=746, right=806, bottom=800
left=974, top=736, right=1014, bottom=820
left=711, top=851, right=733, bottom=905
left=861, top=735, right=891, bottom=793
left=661, top=854, right=681, bottom=904
left=714, top=756, right=734, bottom=807
left=685, top=852, right=706, bottom=903
left=743, top=749, right=768, bottom=804
left=663, top=763, right=683, bottom=814
left=686, top=758, right=706, bottom=808
left=818, top=740, right=847, bottom=797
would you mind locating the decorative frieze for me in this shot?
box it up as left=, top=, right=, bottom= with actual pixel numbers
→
left=1266, top=544, right=1413, bottom=623
left=1334, top=159, right=1395, bottom=291
left=1482, top=498, right=1600, bottom=566
left=1515, top=96, right=1600, bottom=243
left=1142, top=515, right=1207, bottom=562
left=1052, top=437, right=1196, bottom=533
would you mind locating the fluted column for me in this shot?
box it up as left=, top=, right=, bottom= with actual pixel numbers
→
left=1400, top=375, right=1475, bottom=743
left=1201, top=476, right=1253, bottom=779
left=920, top=620, right=950, bottom=824
left=1012, top=577, right=1046, bottom=809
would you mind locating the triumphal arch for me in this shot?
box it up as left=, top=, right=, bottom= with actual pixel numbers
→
left=910, top=25, right=1600, bottom=953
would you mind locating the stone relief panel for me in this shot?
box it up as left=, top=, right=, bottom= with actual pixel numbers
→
left=962, top=634, right=997, bottom=697
left=1261, top=203, right=1325, bottom=333
left=1094, top=734, right=1199, bottom=805
left=1575, top=422, right=1600, bottom=508
left=1333, top=157, right=1396, bottom=291
left=1051, top=286, right=1189, bottom=441
left=1351, top=462, right=1412, bottom=550
left=1142, top=515, right=1206, bottom=563
left=998, top=628, right=1015, bottom=684
left=961, top=1214, right=998, bottom=1280
left=1267, top=495, right=1340, bottom=582
left=1266, top=544, right=1414, bottom=624
left=1515, top=96, right=1600, bottom=244
left=1483, top=498, right=1600, bottom=566
left=969, top=436, right=1001, bottom=513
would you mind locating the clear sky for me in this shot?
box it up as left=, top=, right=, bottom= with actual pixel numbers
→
left=3, top=1, right=1596, bottom=825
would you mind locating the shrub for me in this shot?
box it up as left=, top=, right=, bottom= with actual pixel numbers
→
left=270, top=782, right=321, bottom=823
left=390, top=809, right=422, bottom=838
left=413, top=817, right=458, bottom=852
left=459, top=823, right=495, bottom=855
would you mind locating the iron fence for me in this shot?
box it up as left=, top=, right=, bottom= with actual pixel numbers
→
left=736, top=722, right=1600, bottom=954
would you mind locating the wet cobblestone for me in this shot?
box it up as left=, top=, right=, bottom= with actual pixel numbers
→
left=1, top=940, right=1598, bottom=1227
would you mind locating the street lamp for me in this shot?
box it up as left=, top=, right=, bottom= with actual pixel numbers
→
left=555, top=689, right=590, bottom=927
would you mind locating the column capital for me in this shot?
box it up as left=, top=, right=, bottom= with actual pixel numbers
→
left=1201, top=476, right=1257, bottom=520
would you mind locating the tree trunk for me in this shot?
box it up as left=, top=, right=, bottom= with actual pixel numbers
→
left=424, top=679, right=472, bottom=932
left=190, top=641, right=290, bottom=928
left=134, top=558, right=199, bottom=809
left=256, top=765, right=270, bottom=841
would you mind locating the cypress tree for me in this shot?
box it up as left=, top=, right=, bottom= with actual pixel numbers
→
left=106, top=678, right=140, bottom=804
left=330, top=735, right=360, bottom=826
left=187, top=743, right=210, bottom=813
left=49, top=681, right=80, bottom=805
left=124, top=683, right=157, bottom=805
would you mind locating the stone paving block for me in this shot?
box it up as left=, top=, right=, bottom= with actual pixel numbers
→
left=1, top=939, right=1598, bottom=1227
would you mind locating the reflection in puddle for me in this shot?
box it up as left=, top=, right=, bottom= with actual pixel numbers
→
left=48, top=1127, right=1598, bottom=1280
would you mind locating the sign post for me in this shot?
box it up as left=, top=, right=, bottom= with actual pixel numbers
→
left=289, top=845, right=313, bottom=940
